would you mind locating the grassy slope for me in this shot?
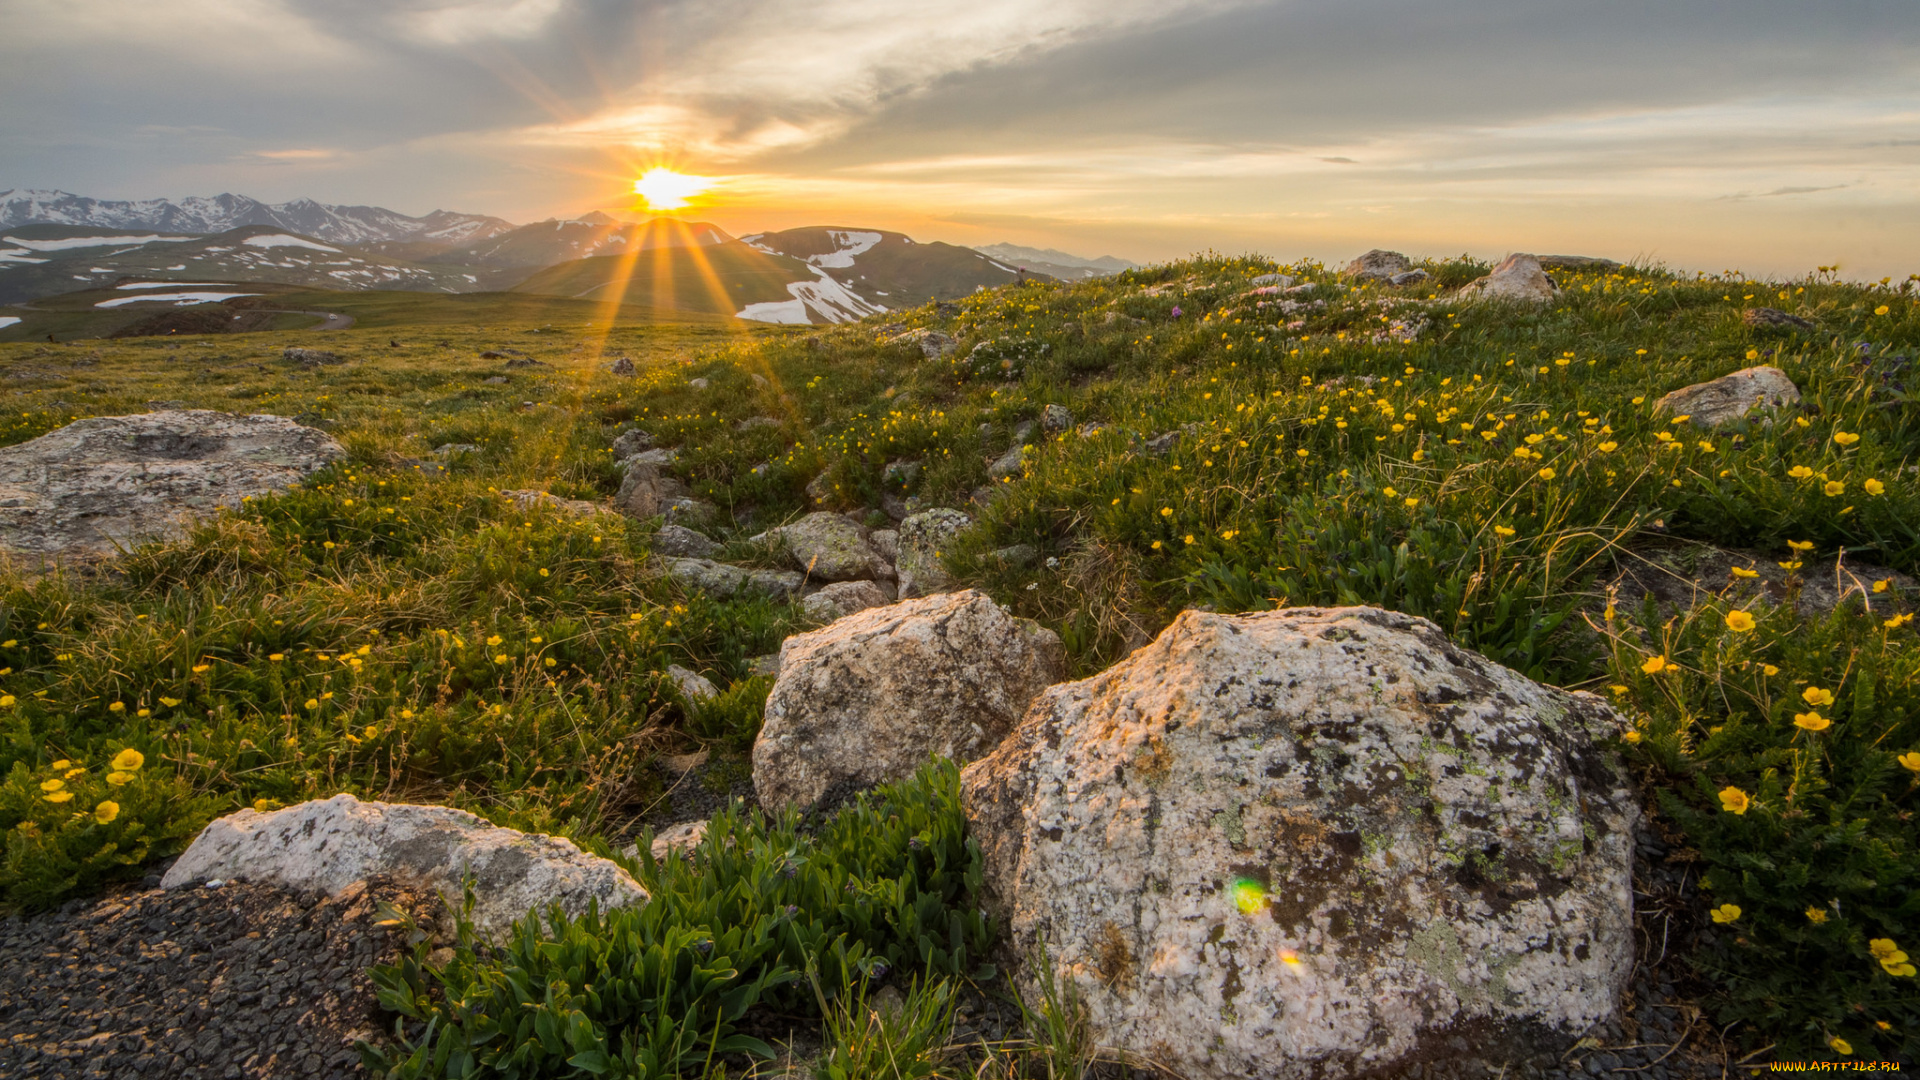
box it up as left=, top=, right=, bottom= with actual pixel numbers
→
left=0, top=257, right=1916, bottom=1061
left=511, top=242, right=814, bottom=315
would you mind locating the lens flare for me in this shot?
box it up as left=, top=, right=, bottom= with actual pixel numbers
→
left=1280, top=949, right=1302, bottom=966
left=632, top=168, right=714, bottom=211
left=1230, top=877, right=1267, bottom=915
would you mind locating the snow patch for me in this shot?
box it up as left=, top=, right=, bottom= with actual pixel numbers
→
left=95, top=291, right=259, bottom=308
left=0, top=250, right=49, bottom=264
left=735, top=299, right=811, bottom=324
left=1, top=234, right=191, bottom=252
left=808, top=230, right=883, bottom=269
left=242, top=234, right=340, bottom=253
left=0, top=317, right=20, bottom=330
left=116, top=282, right=232, bottom=290
left=988, top=260, right=1016, bottom=273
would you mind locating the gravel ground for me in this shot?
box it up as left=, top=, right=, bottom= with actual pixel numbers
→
left=0, top=871, right=441, bottom=1080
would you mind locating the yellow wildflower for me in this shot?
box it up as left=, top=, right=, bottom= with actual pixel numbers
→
left=1731, top=567, right=1758, bottom=579
left=1538, top=467, right=1556, bottom=480
left=1899, top=751, right=1920, bottom=772
left=1803, top=686, right=1835, bottom=707
left=1831, top=1037, right=1854, bottom=1056
left=1763, top=665, right=1780, bottom=677
left=1833, top=431, right=1860, bottom=446
left=107, top=772, right=134, bottom=786
left=111, top=748, right=144, bottom=772
left=1806, top=906, right=1828, bottom=924
left=1874, top=579, right=1891, bottom=593
left=1641, top=655, right=1669, bottom=674
left=44, top=790, right=72, bottom=803
left=39, top=778, right=63, bottom=792
left=1794, top=711, right=1831, bottom=732
left=1724, top=611, right=1756, bottom=632
left=1719, top=786, right=1751, bottom=814
left=1788, top=465, right=1813, bottom=479
left=93, top=801, right=119, bottom=824
left=1824, top=480, right=1846, bottom=497
left=1494, top=525, right=1515, bottom=537
left=1710, top=903, right=1742, bottom=924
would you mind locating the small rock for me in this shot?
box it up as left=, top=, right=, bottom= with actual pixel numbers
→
left=772, top=511, right=892, bottom=582
left=869, top=528, right=900, bottom=563
left=987, top=443, right=1026, bottom=480
left=500, top=489, right=606, bottom=517
left=802, top=580, right=893, bottom=622
left=625, top=447, right=679, bottom=468
left=665, top=665, right=719, bottom=701
left=883, top=459, right=922, bottom=487
left=896, top=508, right=973, bottom=598
left=1743, top=307, right=1815, bottom=330
left=989, top=543, right=1038, bottom=568
left=888, top=328, right=958, bottom=359
left=1041, top=404, right=1073, bottom=437
left=1652, top=365, right=1800, bottom=428
left=615, top=462, right=686, bottom=519
left=1389, top=268, right=1430, bottom=286
left=432, top=443, right=481, bottom=457
left=662, top=557, right=803, bottom=600
left=282, top=347, right=342, bottom=367
left=504, top=357, right=545, bottom=369
left=663, top=497, right=718, bottom=527
left=1536, top=255, right=1621, bottom=271
left=688, top=377, right=710, bottom=390
left=1282, top=282, right=1317, bottom=295
left=755, top=590, right=1066, bottom=813
left=1012, top=420, right=1036, bottom=443
left=647, top=820, right=708, bottom=860
left=652, top=523, right=716, bottom=558
left=1144, top=430, right=1181, bottom=455
left=805, top=472, right=837, bottom=508
left=1250, top=273, right=1294, bottom=287
left=161, top=794, right=647, bottom=939
left=611, top=428, right=654, bottom=461
left=603, top=356, right=636, bottom=376
left=1458, top=253, right=1558, bottom=303
left=1343, top=249, right=1412, bottom=282
left=736, top=416, right=781, bottom=431
left=881, top=493, right=912, bottom=521
left=481, top=376, right=508, bottom=385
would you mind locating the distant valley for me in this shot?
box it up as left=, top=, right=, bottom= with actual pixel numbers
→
left=0, top=190, right=1135, bottom=336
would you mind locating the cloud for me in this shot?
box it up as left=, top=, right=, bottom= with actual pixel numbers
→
left=401, top=0, right=567, bottom=44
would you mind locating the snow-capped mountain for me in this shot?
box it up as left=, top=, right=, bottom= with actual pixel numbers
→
left=0, top=190, right=515, bottom=247
left=974, top=243, right=1137, bottom=280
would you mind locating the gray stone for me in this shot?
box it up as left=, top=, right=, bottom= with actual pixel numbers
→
left=615, top=462, right=675, bottom=519
left=888, top=328, right=958, bottom=359
left=688, top=377, right=709, bottom=390
left=1652, top=365, right=1799, bottom=428
left=736, top=416, right=781, bottom=431
left=869, top=528, right=900, bottom=563
left=1536, top=255, right=1621, bottom=271
left=1144, top=431, right=1181, bottom=455
left=647, top=820, right=707, bottom=860
left=1343, top=250, right=1412, bottom=282
left=661, top=557, right=803, bottom=600
left=0, top=410, right=346, bottom=560
left=482, top=376, right=508, bottom=385
left=1283, top=282, right=1318, bottom=296
left=663, top=497, right=717, bottom=527
left=624, top=448, right=679, bottom=468
left=500, top=489, right=606, bottom=517
left=665, top=664, right=719, bottom=701
left=282, top=347, right=342, bottom=367
left=960, top=606, right=1637, bottom=1080
left=896, top=508, right=972, bottom=598
left=652, top=523, right=716, bottom=558
left=802, top=580, right=893, bottom=623
left=611, top=428, right=654, bottom=462
left=1389, top=269, right=1430, bottom=286
left=432, top=443, right=481, bottom=457
left=989, top=544, right=1039, bottom=568
left=1743, top=307, right=1815, bottom=330
left=987, top=443, right=1026, bottom=480
left=1250, top=273, right=1294, bottom=287
left=1041, top=404, right=1073, bottom=437
left=883, top=459, right=922, bottom=487
left=1459, top=253, right=1558, bottom=303
left=771, top=511, right=891, bottom=582
left=162, top=794, right=647, bottom=940
left=755, top=590, right=1066, bottom=813
left=603, top=356, right=636, bottom=376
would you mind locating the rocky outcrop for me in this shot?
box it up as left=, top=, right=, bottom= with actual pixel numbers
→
left=770, top=512, right=891, bottom=582
left=660, top=557, right=804, bottom=600
left=987, top=443, right=1026, bottom=480
left=1652, top=365, right=1799, bottom=428
left=889, top=329, right=957, bottom=359
left=801, top=580, right=892, bottom=622
left=895, top=509, right=972, bottom=598
left=960, top=606, right=1637, bottom=1080
left=755, top=590, right=1065, bottom=814
left=1041, top=404, right=1073, bottom=437
left=615, top=461, right=689, bottom=519
left=611, top=428, right=653, bottom=462
left=1342, top=250, right=1411, bottom=282
left=161, top=794, right=647, bottom=939
left=0, top=410, right=346, bottom=559
left=651, top=523, right=717, bottom=559
left=1459, top=253, right=1558, bottom=303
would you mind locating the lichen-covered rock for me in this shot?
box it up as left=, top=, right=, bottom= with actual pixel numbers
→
left=1652, top=365, right=1800, bottom=428
left=611, top=428, right=654, bottom=462
left=1342, top=249, right=1411, bottom=282
left=869, top=528, right=900, bottom=563
left=501, top=489, right=607, bottom=517
left=896, top=508, right=972, bottom=598
left=0, top=410, right=346, bottom=559
left=801, top=580, right=892, bottom=622
left=1041, top=404, right=1073, bottom=436
left=772, top=511, right=890, bottom=582
left=665, top=664, right=719, bottom=701
left=987, top=443, right=1026, bottom=480
left=652, top=523, right=716, bottom=558
left=960, top=606, right=1637, bottom=1080
left=660, top=557, right=803, bottom=600
left=888, top=328, right=957, bottom=359
left=614, top=461, right=689, bottom=519
left=161, top=794, right=647, bottom=939
left=1459, top=253, right=1558, bottom=303
left=755, top=590, right=1065, bottom=813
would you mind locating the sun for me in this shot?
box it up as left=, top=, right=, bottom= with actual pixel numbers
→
left=633, top=168, right=714, bottom=211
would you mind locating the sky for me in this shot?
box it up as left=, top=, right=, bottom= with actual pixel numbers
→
left=3, top=0, right=1917, bottom=278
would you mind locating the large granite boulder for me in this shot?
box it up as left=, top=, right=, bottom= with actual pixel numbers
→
left=0, top=410, right=346, bottom=559
left=895, top=508, right=972, bottom=598
left=771, top=511, right=891, bottom=582
left=1459, top=253, right=1558, bottom=303
left=755, top=590, right=1065, bottom=814
left=961, top=606, right=1637, bottom=1080
left=161, top=794, right=647, bottom=939
left=1652, top=365, right=1800, bottom=428
left=801, top=580, right=893, bottom=623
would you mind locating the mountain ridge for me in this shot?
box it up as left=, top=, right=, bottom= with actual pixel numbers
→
left=0, top=189, right=515, bottom=247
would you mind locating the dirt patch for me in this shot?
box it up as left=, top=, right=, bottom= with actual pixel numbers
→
left=0, top=872, right=443, bottom=1079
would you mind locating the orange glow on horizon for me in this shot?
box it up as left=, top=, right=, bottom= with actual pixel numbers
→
left=633, top=168, right=716, bottom=211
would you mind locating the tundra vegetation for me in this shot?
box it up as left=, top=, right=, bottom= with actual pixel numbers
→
left=0, top=256, right=1916, bottom=1068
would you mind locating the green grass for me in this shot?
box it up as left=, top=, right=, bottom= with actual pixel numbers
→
left=0, top=256, right=1916, bottom=1064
